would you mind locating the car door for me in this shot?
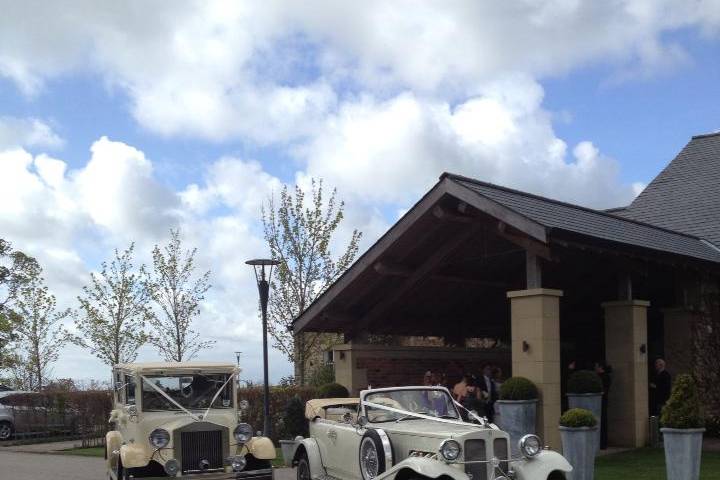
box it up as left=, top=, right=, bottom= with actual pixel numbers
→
left=330, top=421, right=363, bottom=479
left=309, top=419, right=335, bottom=474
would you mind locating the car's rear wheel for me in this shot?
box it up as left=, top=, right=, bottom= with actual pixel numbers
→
left=359, top=430, right=392, bottom=480
left=296, top=452, right=311, bottom=480
left=0, top=421, right=13, bottom=440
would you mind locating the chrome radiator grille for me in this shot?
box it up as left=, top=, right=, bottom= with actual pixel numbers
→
left=493, top=438, right=509, bottom=474
left=180, top=429, right=223, bottom=473
left=464, top=439, right=487, bottom=480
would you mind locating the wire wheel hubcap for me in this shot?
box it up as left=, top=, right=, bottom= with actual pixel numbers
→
left=360, top=438, right=379, bottom=479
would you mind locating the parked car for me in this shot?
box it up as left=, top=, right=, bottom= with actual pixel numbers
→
left=287, top=386, right=571, bottom=480
left=0, top=390, right=30, bottom=440
left=106, top=361, right=275, bottom=479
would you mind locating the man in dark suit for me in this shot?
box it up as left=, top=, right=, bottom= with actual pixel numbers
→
left=478, top=364, right=498, bottom=421
left=650, top=358, right=672, bottom=416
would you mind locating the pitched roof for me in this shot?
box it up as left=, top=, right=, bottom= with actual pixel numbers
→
left=617, top=132, right=720, bottom=247
left=444, top=173, right=720, bottom=264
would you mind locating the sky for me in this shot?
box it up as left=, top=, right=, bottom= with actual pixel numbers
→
left=1, top=0, right=719, bottom=384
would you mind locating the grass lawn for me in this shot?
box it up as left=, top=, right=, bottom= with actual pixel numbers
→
left=596, top=448, right=720, bottom=480
left=57, top=446, right=105, bottom=457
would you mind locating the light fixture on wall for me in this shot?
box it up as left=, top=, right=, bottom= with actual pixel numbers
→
left=522, top=341, right=530, bottom=352
left=639, top=344, right=647, bottom=354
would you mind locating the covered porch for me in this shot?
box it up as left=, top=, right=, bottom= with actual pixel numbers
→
left=293, top=173, right=719, bottom=449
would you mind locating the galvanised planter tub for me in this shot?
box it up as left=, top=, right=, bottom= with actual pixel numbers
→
left=496, top=399, right=537, bottom=456
left=661, top=427, right=705, bottom=480
left=559, top=425, right=597, bottom=480
left=567, top=393, right=602, bottom=453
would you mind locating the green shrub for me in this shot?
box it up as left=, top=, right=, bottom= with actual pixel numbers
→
left=308, top=364, right=335, bottom=388
left=499, top=377, right=538, bottom=400
left=560, top=408, right=597, bottom=428
left=660, top=374, right=704, bottom=429
left=317, top=382, right=349, bottom=398
left=282, top=395, right=308, bottom=438
left=567, top=370, right=603, bottom=394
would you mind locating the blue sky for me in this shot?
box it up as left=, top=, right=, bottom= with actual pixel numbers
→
left=1, top=1, right=719, bottom=384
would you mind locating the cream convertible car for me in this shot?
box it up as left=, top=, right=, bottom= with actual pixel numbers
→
left=288, top=386, right=571, bottom=480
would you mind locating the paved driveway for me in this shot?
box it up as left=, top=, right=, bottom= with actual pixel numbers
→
left=0, top=450, right=104, bottom=480
left=0, top=450, right=295, bottom=480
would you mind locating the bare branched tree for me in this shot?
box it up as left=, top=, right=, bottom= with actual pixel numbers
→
left=262, top=179, right=361, bottom=384
left=74, top=244, right=152, bottom=365
left=11, top=277, right=70, bottom=390
left=148, top=229, right=214, bottom=361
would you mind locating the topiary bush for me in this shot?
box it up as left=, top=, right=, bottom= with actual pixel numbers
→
left=705, top=415, right=720, bottom=438
left=317, top=382, right=349, bottom=398
left=567, top=370, right=603, bottom=394
left=499, top=376, right=539, bottom=400
left=560, top=408, right=598, bottom=428
left=661, top=374, right=704, bottom=429
left=282, top=395, right=308, bottom=438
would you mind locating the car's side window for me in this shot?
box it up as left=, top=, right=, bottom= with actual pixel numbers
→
left=125, top=375, right=136, bottom=405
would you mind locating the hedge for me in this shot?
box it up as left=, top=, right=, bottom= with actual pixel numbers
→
left=237, top=386, right=316, bottom=443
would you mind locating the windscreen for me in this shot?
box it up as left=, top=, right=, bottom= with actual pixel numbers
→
left=364, top=388, right=459, bottom=422
left=141, top=373, right=233, bottom=411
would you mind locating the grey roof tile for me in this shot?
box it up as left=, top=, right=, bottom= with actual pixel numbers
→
left=618, top=133, right=720, bottom=247
left=444, top=173, right=720, bottom=264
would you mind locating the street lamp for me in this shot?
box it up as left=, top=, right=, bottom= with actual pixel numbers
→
left=245, top=258, right=281, bottom=437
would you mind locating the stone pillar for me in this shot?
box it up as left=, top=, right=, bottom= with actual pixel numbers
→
left=507, top=288, right=563, bottom=449
left=602, top=300, right=650, bottom=448
left=662, top=307, right=697, bottom=377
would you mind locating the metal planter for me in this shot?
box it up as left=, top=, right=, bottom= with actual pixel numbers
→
left=496, top=399, right=537, bottom=456
left=567, top=393, right=602, bottom=453
left=559, top=425, right=597, bottom=480
left=661, top=427, right=705, bottom=480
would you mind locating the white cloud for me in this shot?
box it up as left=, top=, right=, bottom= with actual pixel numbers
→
left=300, top=76, right=636, bottom=210
left=0, top=116, right=64, bottom=149
left=1, top=1, right=719, bottom=142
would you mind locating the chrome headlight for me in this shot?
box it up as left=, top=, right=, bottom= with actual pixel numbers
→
left=149, top=428, right=170, bottom=449
left=519, top=434, right=541, bottom=458
left=234, top=423, right=253, bottom=444
left=164, top=459, right=179, bottom=476
left=439, top=439, right=462, bottom=461
left=227, top=455, right=247, bottom=472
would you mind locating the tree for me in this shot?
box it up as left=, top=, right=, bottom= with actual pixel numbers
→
left=0, top=238, right=41, bottom=369
left=147, top=229, right=214, bottom=361
left=10, top=277, right=70, bottom=391
left=262, top=179, right=361, bottom=384
left=74, top=244, right=152, bottom=366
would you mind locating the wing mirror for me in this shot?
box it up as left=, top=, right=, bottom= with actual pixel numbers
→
left=357, top=415, right=368, bottom=427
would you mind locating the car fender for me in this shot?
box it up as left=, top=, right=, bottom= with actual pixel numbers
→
left=246, top=436, right=276, bottom=460
left=378, top=457, right=466, bottom=480
left=512, top=450, right=572, bottom=480
left=105, top=431, right=123, bottom=470
left=119, top=443, right=150, bottom=469
left=292, top=438, right=327, bottom=480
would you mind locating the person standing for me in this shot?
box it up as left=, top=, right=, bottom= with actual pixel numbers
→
left=650, top=358, right=672, bottom=416
left=478, top=364, right=497, bottom=421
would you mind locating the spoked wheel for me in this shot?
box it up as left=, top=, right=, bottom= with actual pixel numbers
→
left=0, top=421, right=13, bottom=441
left=296, top=452, right=311, bottom=480
left=358, top=430, right=392, bottom=480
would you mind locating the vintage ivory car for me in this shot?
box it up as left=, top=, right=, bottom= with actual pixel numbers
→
left=106, top=362, right=275, bottom=479
left=288, top=386, right=571, bottom=480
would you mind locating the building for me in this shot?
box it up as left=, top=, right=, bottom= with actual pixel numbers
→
left=293, top=132, right=720, bottom=448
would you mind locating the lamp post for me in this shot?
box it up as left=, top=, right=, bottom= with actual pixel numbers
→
left=245, top=258, right=280, bottom=437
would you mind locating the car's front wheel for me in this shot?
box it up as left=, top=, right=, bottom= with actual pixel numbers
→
left=359, top=430, right=393, bottom=480
left=296, top=451, right=311, bottom=480
left=0, top=421, right=13, bottom=441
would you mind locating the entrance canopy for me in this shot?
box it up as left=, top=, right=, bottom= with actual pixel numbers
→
left=294, top=173, right=720, bottom=339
